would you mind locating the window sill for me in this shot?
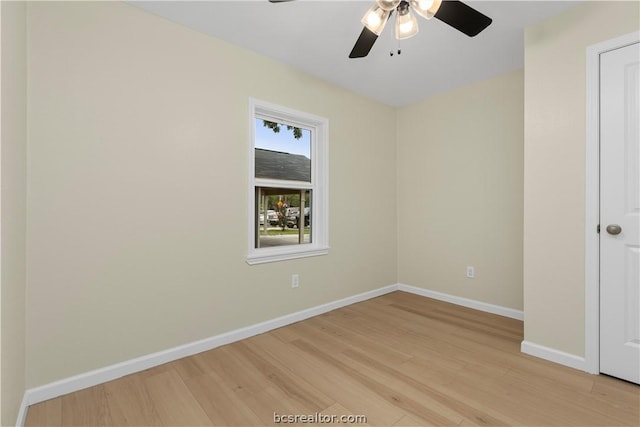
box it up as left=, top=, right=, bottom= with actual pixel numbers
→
left=246, top=246, right=329, bottom=265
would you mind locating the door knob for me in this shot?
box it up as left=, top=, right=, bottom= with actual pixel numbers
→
left=606, top=224, right=622, bottom=235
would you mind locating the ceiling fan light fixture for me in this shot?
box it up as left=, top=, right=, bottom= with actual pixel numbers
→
left=395, top=3, right=419, bottom=40
left=361, top=5, right=391, bottom=35
left=409, top=0, right=442, bottom=20
left=376, top=0, right=401, bottom=11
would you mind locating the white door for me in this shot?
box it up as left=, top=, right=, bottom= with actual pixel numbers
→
left=600, top=41, right=640, bottom=384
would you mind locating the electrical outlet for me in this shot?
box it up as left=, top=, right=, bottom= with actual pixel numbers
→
left=291, top=274, right=299, bottom=288
left=466, top=266, right=475, bottom=278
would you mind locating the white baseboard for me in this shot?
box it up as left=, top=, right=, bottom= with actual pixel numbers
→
left=397, top=283, right=524, bottom=321
left=521, top=340, right=587, bottom=372
left=19, top=284, right=399, bottom=417
left=16, top=396, right=29, bottom=427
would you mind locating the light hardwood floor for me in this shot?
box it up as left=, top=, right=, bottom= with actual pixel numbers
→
left=25, top=291, right=639, bottom=426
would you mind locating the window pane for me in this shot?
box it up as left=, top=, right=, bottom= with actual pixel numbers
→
left=256, top=187, right=311, bottom=248
left=254, top=119, right=311, bottom=182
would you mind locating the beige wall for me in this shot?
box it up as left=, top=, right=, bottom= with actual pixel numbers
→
left=25, top=1, right=398, bottom=388
left=523, top=1, right=639, bottom=356
left=1, top=1, right=27, bottom=425
left=397, top=70, right=524, bottom=310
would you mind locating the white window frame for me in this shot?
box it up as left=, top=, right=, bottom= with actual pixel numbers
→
left=247, top=98, right=329, bottom=265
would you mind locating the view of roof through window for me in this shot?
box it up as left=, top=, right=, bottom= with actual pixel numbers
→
left=254, top=118, right=311, bottom=159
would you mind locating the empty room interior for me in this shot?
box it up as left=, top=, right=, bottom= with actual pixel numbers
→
left=1, top=1, right=639, bottom=426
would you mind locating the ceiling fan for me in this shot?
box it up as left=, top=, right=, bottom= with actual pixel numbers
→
left=269, top=0, right=492, bottom=58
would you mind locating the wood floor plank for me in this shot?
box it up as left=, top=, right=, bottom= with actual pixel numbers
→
left=290, top=339, right=472, bottom=426
left=102, top=373, right=164, bottom=426
left=245, top=333, right=407, bottom=426
left=320, top=304, right=459, bottom=361
left=142, top=369, right=212, bottom=426
left=396, top=356, right=464, bottom=387
left=505, top=354, right=595, bottom=391
left=392, top=414, right=425, bottom=427
left=183, top=370, right=265, bottom=426
left=345, top=301, right=484, bottom=356
left=592, top=373, right=640, bottom=405
left=339, top=346, right=519, bottom=426
left=443, top=369, right=565, bottom=426
left=305, top=316, right=413, bottom=366
left=333, top=351, right=466, bottom=425
left=170, top=352, right=212, bottom=382
left=231, top=339, right=335, bottom=413
left=270, top=324, right=305, bottom=343
left=282, top=320, right=351, bottom=354
left=194, top=344, right=269, bottom=398
left=23, top=398, right=62, bottom=427
left=244, top=385, right=329, bottom=426
left=390, top=292, right=523, bottom=333
left=24, top=291, right=640, bottom=427
left=499, top=365, right=637, bottom=426
left=60, top=384, right=122, bottom=426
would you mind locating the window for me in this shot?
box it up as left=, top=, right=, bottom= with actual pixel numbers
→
left=247, top=99, right=328, bottom=264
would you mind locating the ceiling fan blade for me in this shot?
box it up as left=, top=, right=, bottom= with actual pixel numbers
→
left=268, top=0, right=295, bottom=2
left=349, top=27, right=379, bottom=58
left=434, top=0, right=492, bottom=37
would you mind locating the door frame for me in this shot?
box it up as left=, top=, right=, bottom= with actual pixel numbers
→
left=585, top=31, right=640, bottom=375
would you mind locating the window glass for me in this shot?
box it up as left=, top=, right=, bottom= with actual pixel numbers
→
left=248, top=99, right=328, bottom=265
left=254, top=119, right=311, bottom=182
left=256, top=188, right=311, bottom=248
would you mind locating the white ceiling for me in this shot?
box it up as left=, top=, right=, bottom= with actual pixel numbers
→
left=129, top=0, right=580, bottom=107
